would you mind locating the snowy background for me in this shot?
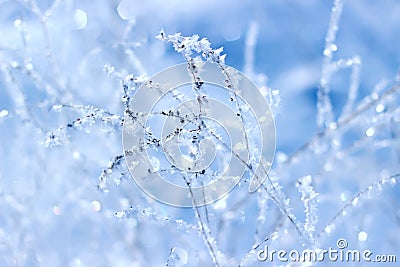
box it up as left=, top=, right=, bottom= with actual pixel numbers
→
left=0, top=0, right=399, bottom=266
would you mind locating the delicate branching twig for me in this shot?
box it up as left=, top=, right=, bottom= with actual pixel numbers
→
left=44, top=105, right=123, bottom=147
left=115, top=205, right=199, bottom=233
left=98, top=154, right=126, bottom=192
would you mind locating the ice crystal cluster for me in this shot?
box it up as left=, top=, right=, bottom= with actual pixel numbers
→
left=0, top=0, right=399, bottom=266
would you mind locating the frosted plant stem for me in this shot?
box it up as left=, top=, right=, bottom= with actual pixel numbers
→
left=204, top=125, right=301, bottom=234
left=338, top=56, right=362, bottom=119
left=44, top=0, right=62, bottom=17
left=1, top=65, right=46, bottom=130
left=121, top=20, right=147, bottom=73
left=44, top=106, right=123, bottom=147
left=124, top=48, right=147, bottom=76
left=261, top=183, right=301, bottom=235
left=165, top=248, right=174, bottom=267
left=239, top=220, right=282, bottom=267
left=123, top=48, right=294, bottom=235
left=284, top=82, right=400, bottom=165
left=98, top=154, right=124, bottom=191
left=317, top=0, right=344, bottom=128
left=244, top=21, right=259, bottom=76
left=336, top=82, right=400, bottom=127
left=9, top=15, right=61, bottom=103
left=204, top=126, right=301, bottom=235
left=200, top=182, right=211, bottom=225
left=296, top=175, right=318, bottom=246
left=254, top=188, right=268, bottom=245
left=317, top=173, right=400, bottom=240
left=158, top=31, right=251, bottom=154
left=115, top=206, right=199, bottom=234
left=331, top=107, right=400, bottom=160
left=212, top=56, right=251, bottom=154
left=120, top=20, right=147, bottom=75
left=23, top=0, right=67, bottom=98
left=182, top=175, right=222, bottom=267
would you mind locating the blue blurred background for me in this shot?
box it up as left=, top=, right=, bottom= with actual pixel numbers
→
left=1, top=0, right=399, bottom=266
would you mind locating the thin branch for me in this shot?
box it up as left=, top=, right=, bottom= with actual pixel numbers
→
left=317, top=173, right=400, bottom=239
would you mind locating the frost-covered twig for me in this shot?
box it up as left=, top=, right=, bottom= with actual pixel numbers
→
left=296, top=175, right=318, bottom=246
left=98, top=154, right=127, bottom=193
left=318, top=173, right=400, bottom=238
left=44, top=105, right=123, bottom=147
left=244, top=22, right=258, bottom=77
left=284, top=81, right=400, bottom=165
left=115, top=206, right=198, bottom=233
left=1, top=64, right=45, bottom=130
left=165, top=247, right=188, bottom=267
left=158, top=32, right=302, bottom=241
left=181, top=175, right=224, bottom=267
left=317, top=0, right=344, bottom=128
left=261, top=182, right=301, bottom=235
left=239, top=231, right=279, bottom=267
left=336, top=57, right=362, bottom=120
left=120, top=73, right=148, bottom=109
left=240, top=209, right=283, bottom=267
left=19, top=0, right=66, bottom=94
